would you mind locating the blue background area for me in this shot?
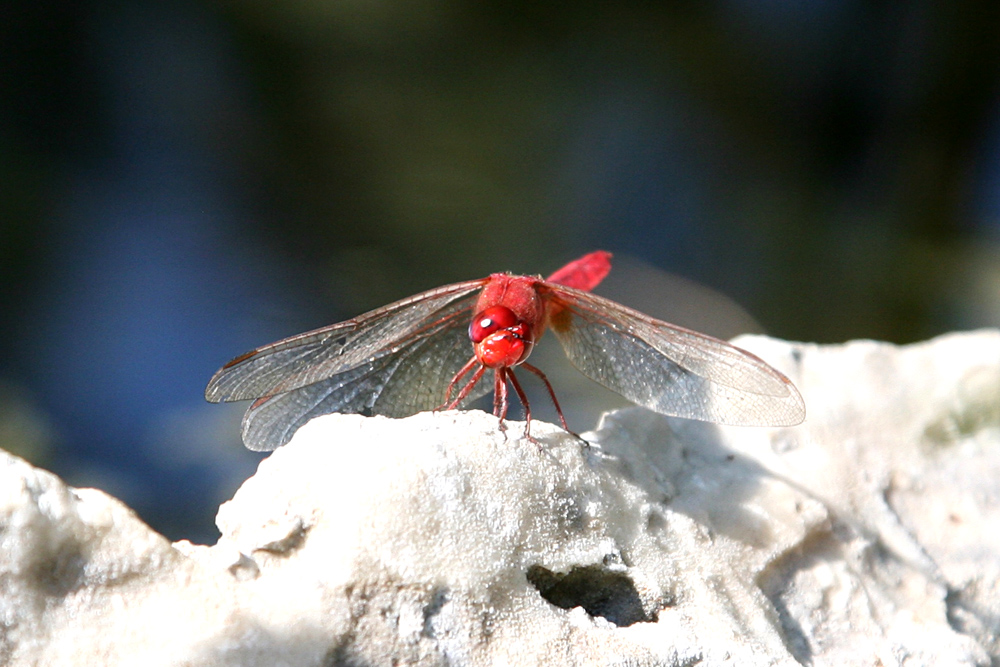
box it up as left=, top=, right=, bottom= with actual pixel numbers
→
left=2, top=0, right=999, bottom=542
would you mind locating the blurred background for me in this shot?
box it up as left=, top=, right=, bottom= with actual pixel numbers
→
left=2, top=0, right=999, bottom=542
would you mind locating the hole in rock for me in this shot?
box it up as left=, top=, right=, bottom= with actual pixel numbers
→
left=255, top=518, right=309, bottom=556
left=526, top=564, right=657, bottom=627
left=31, top=538, right=86, bottom=597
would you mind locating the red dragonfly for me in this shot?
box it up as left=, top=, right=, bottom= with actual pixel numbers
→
left=206, top=251, right=805, bottom=451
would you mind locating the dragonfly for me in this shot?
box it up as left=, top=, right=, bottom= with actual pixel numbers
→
left=206, top=251, right=805, bottom=451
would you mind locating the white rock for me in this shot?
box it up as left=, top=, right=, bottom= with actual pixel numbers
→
left=1, top=330, right=998, bottom=666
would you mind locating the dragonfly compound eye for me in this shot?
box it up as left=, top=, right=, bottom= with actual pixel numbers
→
left=469, top=305, right=520, bottom=343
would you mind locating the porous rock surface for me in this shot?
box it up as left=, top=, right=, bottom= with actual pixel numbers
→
left=1, top=330, right=999, bottom=666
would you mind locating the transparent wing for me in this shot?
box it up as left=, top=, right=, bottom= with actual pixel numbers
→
left=206, top=279, right=490, bottom=450
left=238, top=316, right=489, bottom=451
left=538, top=282, right=805, bottom=427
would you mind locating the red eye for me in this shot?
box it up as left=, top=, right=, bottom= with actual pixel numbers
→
left=469, top=306, right=519, bottom=343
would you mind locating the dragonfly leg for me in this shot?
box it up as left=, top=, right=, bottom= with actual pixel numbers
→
left=505, top=369, right=537, bottom=441
left=441, top=359, right=487, bottom=411
left=493, top=368, right=510, bottom=434
left=521, top=362, right=573, bottom=435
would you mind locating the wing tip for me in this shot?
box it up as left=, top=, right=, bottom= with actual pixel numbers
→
left=205, top=349, right=264, bottom=403
left=204, top=371, right=228, bottom=403
left=756, top=385, right=806, bottom=427
left=241, top=398, right=290, bottom=452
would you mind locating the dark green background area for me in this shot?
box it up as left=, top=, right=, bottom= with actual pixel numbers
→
left=2, top=0, right=998, bottom=541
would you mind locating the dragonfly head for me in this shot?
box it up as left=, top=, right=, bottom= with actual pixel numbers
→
left=470, top=305, right=533, bottom=368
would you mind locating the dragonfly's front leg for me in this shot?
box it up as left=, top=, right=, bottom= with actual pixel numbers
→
left=441, top=358, right=486, bottom=411
left=493, top=368, right=510, bottom=434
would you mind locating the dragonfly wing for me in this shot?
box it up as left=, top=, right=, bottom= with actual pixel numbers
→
left=206, top=279, right=488, bottom=402
left=239, top=316, right=490, bottom=451
left=205, top=279, right=492, bottom=450
left=539, top=283, right=805, bottom=427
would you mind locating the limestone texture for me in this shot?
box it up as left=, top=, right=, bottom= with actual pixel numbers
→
left=1, top=330, right=998, bottom=666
